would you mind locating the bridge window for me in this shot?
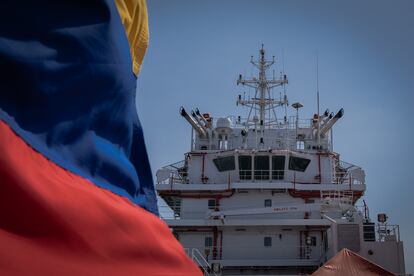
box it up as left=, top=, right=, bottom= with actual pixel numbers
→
left=289, top=156, right=311, bottom=172
left=213, top=155, right=235, bottom=172
left=272, top=156, right=285, bottom=180
left=264, top=199, right=272, bottom=207
left=254, top=156, right=269, bottom=180
left=264, top=237, right=272, bottom=247
left=239, top=155, right=252, bottom=180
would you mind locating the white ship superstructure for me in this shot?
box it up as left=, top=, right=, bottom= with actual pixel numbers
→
left=156, top=47, right=405, bottom=275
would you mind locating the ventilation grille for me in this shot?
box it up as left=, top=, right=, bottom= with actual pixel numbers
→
left=337, top=224, right=360, bottom=252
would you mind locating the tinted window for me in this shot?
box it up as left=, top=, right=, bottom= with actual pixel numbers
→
left=213, top=156, right=235, bottom=172
left=264, top=199, right=272, bottom=207
left=264, top=237, right=272, bottom=247
left=289, top=156, right=311, bottom=172
left=239, top=155, right=252, bottom=180
left=254, top=156, right=269, bottom=180
left=272, top=156, right=285, bottom=180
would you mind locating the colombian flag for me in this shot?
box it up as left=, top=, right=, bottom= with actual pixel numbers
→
left=0, top=0, right=201, bottom=275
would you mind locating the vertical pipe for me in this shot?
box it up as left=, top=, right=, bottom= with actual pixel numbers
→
left=316, top=54, right=321, bottom=148
left=304, top=230, right=309, bottom=259
left=295, top=108, right=299, bottom=142
left=215, top=196, right=220, bottom=212
left=219, top=230, right=223, bottom=260
left=304, top=198, right=311, bottom=219
left=318, top=153, right=322, bottom=184
left=293, top=172, right=296, bottom=190
left=398, top=225, right=400, bottom=242
left=201, top=153, right=206, bottom=184
left=320, top=230, right=324, bottom=259
left=330, top=127, right=334, bottom=151
left=213, top=226, right=218, bottom=260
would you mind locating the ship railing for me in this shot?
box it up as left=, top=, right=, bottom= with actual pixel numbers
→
left=337, top=160, right=361, bottom=171
left=158, top=204, right=183, bottom=219
left=320, top=190, right=354, bottom=206
left=377, top=224, right=401, bottom=242
left=332, top=169, right=364, bottom=185
left=157, top=167, right=364, bottom=186
left=352, top=211, right=402, bottom=243
left=157, top=160, right=188, bottom=185
left=189, top=245, right=324, bottom=262
left=195, top=136, right=332, bottom=151
left=184, top=248, right=218, bottom=276
left=159, top=210, right=209, bottom=220
left=230, top=116, right=312, bottom=129
left=162, top=159, right=186, bottom=171
left=238, top=169, right=285, bottom=181
left=237, top=169, right=364, bottom=185
left=195, top=137, right=237, bottom=151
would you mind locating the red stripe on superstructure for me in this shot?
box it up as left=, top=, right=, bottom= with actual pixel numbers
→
left=0, top=120, right=201, bottom=276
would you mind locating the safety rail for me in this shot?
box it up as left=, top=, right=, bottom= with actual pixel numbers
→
left=158, top=204, right=184, bottom=219
left=160, top=200, right=354, bottom=221
left=156, top=160, right=188, bottom=184
left=377, top=224, right=401, bottom=242
left=156, top=156, right=365, bottom=187
left=237, top=169, right=364, bottom=185
left=320, top=190, right=354, bottom=205
left=229, top=116, right=312, bottom=129
left=238, top=169, right=284, bottom=181
left=184, top=248, right=218, bottom=276
left=195, top=136, right=332, bottom=151
left=188, top=245, right=324, bottom=262
left=338, top=160, right=360, bottom=170
left=157, top=169, right=364, bottom=186
left=193, top=116, right=332, bottom=152
left=346, top=207, right=402, bottom=244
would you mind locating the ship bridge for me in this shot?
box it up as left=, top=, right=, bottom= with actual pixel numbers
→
left=157, top=110, right=364, bottom=198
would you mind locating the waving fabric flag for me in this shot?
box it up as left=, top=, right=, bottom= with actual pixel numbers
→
left=0, top=0, right=201, bottom=275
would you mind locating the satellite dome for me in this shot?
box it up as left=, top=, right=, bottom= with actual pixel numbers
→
left=216, top=117, right=231, bottom=129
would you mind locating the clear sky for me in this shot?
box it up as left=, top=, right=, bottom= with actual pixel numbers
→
left=137, top=0, right=414, bottom=272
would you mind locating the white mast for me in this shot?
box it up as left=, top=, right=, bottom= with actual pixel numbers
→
left=237, top=45, right=288, bottom=135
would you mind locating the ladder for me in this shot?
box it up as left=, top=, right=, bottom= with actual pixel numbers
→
left=185, top=248, right=219, bottom=276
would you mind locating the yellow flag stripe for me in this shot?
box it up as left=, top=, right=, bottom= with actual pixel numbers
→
left=115, top=0, right=149, bottom=75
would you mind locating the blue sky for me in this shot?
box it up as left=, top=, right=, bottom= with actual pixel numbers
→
left=137, top=0, right=414, bottom=272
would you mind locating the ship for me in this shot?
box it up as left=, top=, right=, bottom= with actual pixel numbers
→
left=155, top=47, right=406, bottom=275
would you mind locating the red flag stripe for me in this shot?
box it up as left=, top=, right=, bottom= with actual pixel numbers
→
left=0, top=120, right=201, bottom=276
